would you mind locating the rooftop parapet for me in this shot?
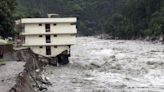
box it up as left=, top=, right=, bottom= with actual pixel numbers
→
left=16, top=18, right=77, bottom=24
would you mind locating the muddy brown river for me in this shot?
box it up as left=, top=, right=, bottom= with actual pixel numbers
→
left=42, top=37, right=164, bottom=92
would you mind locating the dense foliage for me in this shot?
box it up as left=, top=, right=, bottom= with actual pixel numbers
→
left=0, top=0, right=16, bottom=38
left=1, top=0, right=164, bottom=39
left=106, top=0, right=164, bottom=39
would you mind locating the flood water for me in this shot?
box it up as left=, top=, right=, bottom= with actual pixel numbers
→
left=44, top=37, right=164, bottom=92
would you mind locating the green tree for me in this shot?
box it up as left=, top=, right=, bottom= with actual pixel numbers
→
left=0, top=0, right=16, bottom=38
left=16, top=0, right=164, bottom=39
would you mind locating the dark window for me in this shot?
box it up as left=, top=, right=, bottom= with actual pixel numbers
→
left=39, top=35, right=42, bottom=37
left=70, top=34, right=75, bottom=36
left=71, top=23, right=76, bottom=25
left=53, top=24, right=57, bottom=26
left=39, top=24, right=42, bottom=26
left=21, top=25, right=25, bottom=32
left=54, top=35, right=57, bottom=37
left=45, top=24, right=50, bottom=32
left=40, top=46, right=43, bottom=48
left=54, top=46, right=57, bottom=48
left=46, top=46, right=51, bottom=55
left=46, top=35, right=51, bottom=43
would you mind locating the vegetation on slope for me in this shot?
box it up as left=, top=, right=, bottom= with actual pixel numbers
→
left=0, top=0, right=16, bottom=38
left=0, top=0, right=164, bottom=40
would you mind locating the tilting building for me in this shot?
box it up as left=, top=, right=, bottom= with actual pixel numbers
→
left=16, top=17, right=77, bottom=64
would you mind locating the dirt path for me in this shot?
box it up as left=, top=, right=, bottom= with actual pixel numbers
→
left=43, top=37, right=164, bottom=92
left=0, top=62, right=25, bottom=92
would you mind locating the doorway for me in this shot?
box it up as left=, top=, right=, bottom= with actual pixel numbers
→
left=45, top=24, right=50, bottom=32
left=46, top=35, right=51, bottom=43
left=46, top=46, right=51, bottom=55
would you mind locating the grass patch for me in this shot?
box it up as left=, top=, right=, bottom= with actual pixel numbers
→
left=0, top=59, right=6, bottom=66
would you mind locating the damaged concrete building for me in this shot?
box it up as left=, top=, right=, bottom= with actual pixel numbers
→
left=15, top=17, right=77, bottom=65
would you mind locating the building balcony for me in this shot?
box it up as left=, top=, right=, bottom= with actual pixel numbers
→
left=20, top=31, right=77, bottom=35
left=22, top=43, right=75, bottom=47
left=46, top=40, right=51, bottom=43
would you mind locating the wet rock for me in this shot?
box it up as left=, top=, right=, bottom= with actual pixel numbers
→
left=147, top=61, right=156, bottom=65
left=150, top=50, right=161, bottom=52
left=40, top=74, right=52, bottom=85
left=90, top=60, right=107, bottom=68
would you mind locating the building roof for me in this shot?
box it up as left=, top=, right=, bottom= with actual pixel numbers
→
left=16, top=18, right=77, bottom=24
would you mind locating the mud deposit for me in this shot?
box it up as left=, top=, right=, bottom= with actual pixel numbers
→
left=0, top=62, right=25, bottom=92
left=43, top=37, right=164, bottom=92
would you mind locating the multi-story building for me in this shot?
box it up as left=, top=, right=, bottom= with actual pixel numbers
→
left=16, top=17, right=77, bottom=64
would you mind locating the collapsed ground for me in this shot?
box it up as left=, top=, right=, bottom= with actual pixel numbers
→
left=0, top=62, right=25, bottom=92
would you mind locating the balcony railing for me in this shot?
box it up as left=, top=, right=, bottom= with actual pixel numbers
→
left=46, top=40, right=51, bottom=43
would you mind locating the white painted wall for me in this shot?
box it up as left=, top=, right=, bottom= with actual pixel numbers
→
left=21, top=18, right=77, bottom=24
left=51, top=23, right=77, bottom=34
left=31, top=46, right=46, bottom=56
left=23, top=34, right=74, bottom=57
left=25, top=35, right=45, bottom=45
left=51, top=46, right=69, bottom=57
left=17, top=18, right=77, bottom=57
left=30, top=46, right=69, bottom=57
left=51, top=34, right=76, bottom=45
left=24, top=34, right=76, bottom=46
left=24, top=24, right=45, bottom=34
left=22, top=23, right=77, bottom=35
